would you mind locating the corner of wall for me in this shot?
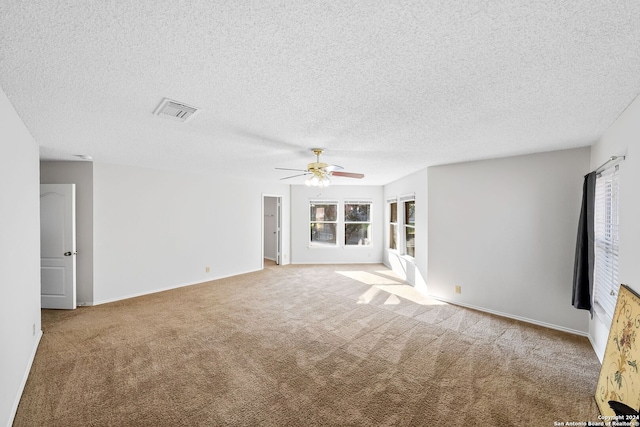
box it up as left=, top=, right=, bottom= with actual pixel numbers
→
left=587, top=91, right=640, bottom=364
left=6, top=331, right=42, bottom=427
left=0, top=86, right=43, bottom=427
left=383, top=168, right=428, bottom=290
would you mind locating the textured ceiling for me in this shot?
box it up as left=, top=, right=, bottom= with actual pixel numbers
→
left=1, top=1, right=639, bottom=185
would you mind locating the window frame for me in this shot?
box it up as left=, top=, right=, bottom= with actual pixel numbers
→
left=387, top=198, right=398, bottom=251
left=388, top=193, right=416, bottom=258
left=402, top=198, right=416, bottom=258
left=309, top=200, right=339, bottom=247
left=344, top=201, right=372, bottom=246
left=593, top=164, right=621, bottom=322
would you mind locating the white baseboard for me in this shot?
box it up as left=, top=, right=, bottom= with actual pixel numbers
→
left=7, top=330, right=42, bottom=427
left=290, top=261, right=384, bottom=265
left=430, top=296, right=589, bottom=337
left=587, top=334, right=603, bottom=364
left=382, top=259, right=589, bottom=337
left=92, top=269, right=263, bottom=306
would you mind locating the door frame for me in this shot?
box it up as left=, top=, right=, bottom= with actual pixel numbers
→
left=262, top=194, right=283, bottom=268
left=40, top=183, right=77, bottom=309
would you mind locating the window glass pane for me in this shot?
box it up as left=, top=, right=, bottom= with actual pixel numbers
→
left=345, top=224, right=371, bottom=245
left=311, top=223, right=337, bottom=245
left=345, top=204, right=370, bottom=222
left=593, top=167, right=620, bottom=319
left=405, top=201, right=415, bottom=226
left=390, top=202, right=397, bottom=223
left=389, top=224, right=397, bottom=250
left=405, top=226, right=415, bottom=257
left=310, top=204, right=337, bottom=222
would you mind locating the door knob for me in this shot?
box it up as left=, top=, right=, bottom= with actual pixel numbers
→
left=63, top=251, right=77, bottom=256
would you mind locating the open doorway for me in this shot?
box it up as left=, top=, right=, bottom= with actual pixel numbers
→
left=263, top=195, right=282, bottom=267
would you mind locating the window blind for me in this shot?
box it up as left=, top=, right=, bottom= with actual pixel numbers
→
left=593, top=164, right=620, bottom=320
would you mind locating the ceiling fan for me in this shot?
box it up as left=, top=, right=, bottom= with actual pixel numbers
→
left=276, top=148, right=364, bottom=187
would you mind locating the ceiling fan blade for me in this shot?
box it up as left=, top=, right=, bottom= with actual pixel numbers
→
left=332, top=171, right=364, bottom=179
left=325, top=164, right=344, bottom=172
left=280, top=173, right=311, bottom=180
left=276, top=167, right=308, bottom=172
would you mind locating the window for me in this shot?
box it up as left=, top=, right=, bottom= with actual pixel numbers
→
left=390, top=194, right=416, bottom=257
left=389, top=201, right=398, bottom=250
left=310, top=202, right=338, bottom=246
left=593, top=165, right=620, bottom=320
left=344, top=202, right=371, bottom=245
left=404, top=199, right=415, bottom=257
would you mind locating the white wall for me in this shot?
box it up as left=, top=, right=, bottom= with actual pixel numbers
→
left=427, top=148, right=591, bottom=334
left=383, top=169, right=428, bottom=290
left=0, top=88, right=42, bottom=427
left=40, top=161, right=94, bottom=305
left=290, top=185, right=384, bottom=264
left=92, top=163, right=290, bottom=304
left=589, top=95, right=640, bottom=361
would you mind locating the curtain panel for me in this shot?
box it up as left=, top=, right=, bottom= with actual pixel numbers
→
left=572, top=171, right=596, bottom=313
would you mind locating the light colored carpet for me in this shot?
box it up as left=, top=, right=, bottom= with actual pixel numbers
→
left=14, top=263, right=600, bottom=426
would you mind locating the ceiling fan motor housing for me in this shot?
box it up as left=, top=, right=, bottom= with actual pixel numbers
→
left=276, top=147, right=363, bottom=183
left=307, top=161, right=328, bottom=172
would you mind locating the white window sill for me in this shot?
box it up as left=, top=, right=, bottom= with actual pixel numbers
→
left=308, top=245, right=373, bottom=249
left=592, top=303, right=613, bottom=330
left=386, top=248, right=414, bottom=260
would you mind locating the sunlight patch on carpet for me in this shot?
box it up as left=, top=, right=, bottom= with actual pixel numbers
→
left=375, top=284, right=446, bottom=306
left=384, top=294, right=401, bottom=305
left=337, top=271, right=402, bottom=285
left=374, top=270, right=405, bottom=280
left=339, top=270, right=448, bottom=307
left=357, top=286, right=381, bottom=304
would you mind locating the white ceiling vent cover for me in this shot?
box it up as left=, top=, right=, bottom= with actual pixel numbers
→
left=153, top=98, right=200, bottom=122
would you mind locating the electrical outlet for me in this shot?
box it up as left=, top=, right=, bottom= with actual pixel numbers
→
left=454, top=285, right=462, bottom=294
left=206, top=266, right=210, bottom=273
left=32, top=323, right=36, bottom=336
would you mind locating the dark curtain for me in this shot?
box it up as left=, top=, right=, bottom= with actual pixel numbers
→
left=572, top=171, right=596, bottom=313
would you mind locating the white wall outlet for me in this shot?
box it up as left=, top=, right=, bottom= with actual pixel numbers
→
left=32, top=323, right=36, bottom=336
left=454, top=285, right=462, bottom=294
left=205, top=266, right=210, bottom=273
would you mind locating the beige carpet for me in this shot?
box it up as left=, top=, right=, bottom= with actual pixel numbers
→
left=15, top=263, right=601, bottom=426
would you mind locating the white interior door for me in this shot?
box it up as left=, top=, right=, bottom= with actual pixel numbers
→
left=263, top=195, right=282, bottom=266
left=275, top=197, right=281, bottom=265
left=40, top=184, right=76, bottom=309
left=263, top=197, right=277, bottom=261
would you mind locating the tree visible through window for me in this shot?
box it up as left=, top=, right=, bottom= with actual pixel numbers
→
left=345, top=203, right=371, bottom=245
left=404, top=200, right=415, bottom=257
left=389, top=201, right=398, bottom=250
left=310, top=202, right=337, bottom=246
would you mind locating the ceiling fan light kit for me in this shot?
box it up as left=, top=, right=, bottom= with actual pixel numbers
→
left=305, top=170, right=331, bottom=187
left=277, top=148, right=364, bottom=186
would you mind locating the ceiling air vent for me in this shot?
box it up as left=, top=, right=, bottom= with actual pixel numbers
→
left=153, top=98, right=200, bottom=122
